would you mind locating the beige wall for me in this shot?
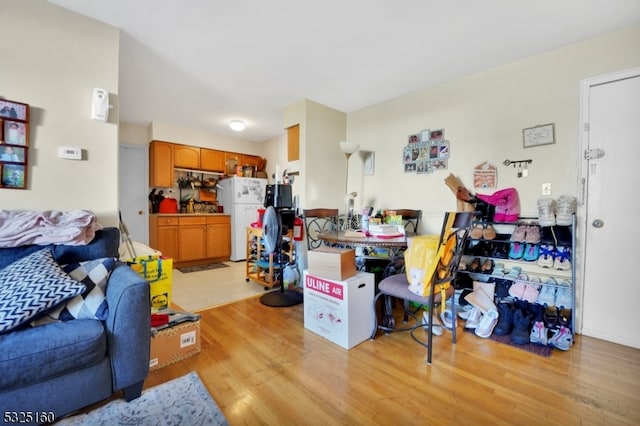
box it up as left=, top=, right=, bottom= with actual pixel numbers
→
left=0, top=1, right=120, bottom=226
left=347, top=24, right=640, bottom=233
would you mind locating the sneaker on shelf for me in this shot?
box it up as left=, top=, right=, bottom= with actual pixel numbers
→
left=422, top=311, right=443, bottom=336
left=522, top=275, right=541, bottom=303
left=510, top=224, right=527, bottom=242
left=522, top=243, right=540, bottom=262
left=525, top=225, right=541, bottom=244
left=474, top=309, right=499, bottom=338
left=536, top=278, right=557, bottom=306
left=464, top=307, right=482, bottom=329
left=510, top=309, right=532, bottom=345
left=548, top=326, right=573, bottom=350
left=530, top=321, right=548, bottom=345
left=509, top=242, right=525, bottom=259
left=553, top=246, right=572, bottom=271
left=537, top=245, right=555, bottom=268
left=555, top=195, right=577, bottom=226
left=554, top=280, right=573, bottom=309
left=537, top=198, right=556, bottom=227
left=493, top=302, right=514, bottom=335
left=508, top=273, right=529, bottom=299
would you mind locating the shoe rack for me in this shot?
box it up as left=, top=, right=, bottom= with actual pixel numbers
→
left=245, top=227, right=294, bottom=290
left=458, top=214, right=576, bottom=351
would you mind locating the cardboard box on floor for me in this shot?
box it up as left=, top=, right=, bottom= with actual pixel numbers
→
left=149, top=318, right=201, bottom=371
left=303, top=270, right=374, bottom=349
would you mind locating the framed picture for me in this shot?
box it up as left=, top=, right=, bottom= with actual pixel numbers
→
left=0, top=144, right=26, bottom=164
left=3, top=121, right=28, bottom=145
left=439, top=140, right=450, bottom=158
left=523, top=123, right=555, bottom=148
left=0, top=99, right=29, bottom=121
left=430, top=129, right=444, bottom=140
left=408, top=133, right=420, bottom=144
left=1, top=164, right=26, bottom=189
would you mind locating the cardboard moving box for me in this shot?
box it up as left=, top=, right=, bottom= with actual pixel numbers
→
left=307, top=247, right=356, bottom=281
left=149, top=319, right=201, bottom=371
left=303, top=271, right=374, bottom=349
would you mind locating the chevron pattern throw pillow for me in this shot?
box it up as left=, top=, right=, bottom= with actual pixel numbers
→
left=0, top=248, right=86, bottom=333
left=32, top=257, right=116, bottom=326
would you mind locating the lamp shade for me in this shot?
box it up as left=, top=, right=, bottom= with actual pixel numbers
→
left=339, top=141, right=359, bottom=154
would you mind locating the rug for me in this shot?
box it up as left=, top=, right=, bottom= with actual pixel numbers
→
left=463, top=327, right=553, bottom=357
left=178, top=263, right=229, bottom=273
left=489, top=333, right=553, bottom=357
left=57, top=372, right=229, bottom=426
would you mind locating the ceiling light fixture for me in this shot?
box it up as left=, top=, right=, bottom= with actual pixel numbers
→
left=229, top=120, right=246, bottom=131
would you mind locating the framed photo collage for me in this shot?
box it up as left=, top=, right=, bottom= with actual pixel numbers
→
left=402, top=128, right=449, bottom=174
left=0, top=98, right=29, bottom=189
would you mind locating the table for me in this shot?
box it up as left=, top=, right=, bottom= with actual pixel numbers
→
left=317, top=230, right=415, bottom=277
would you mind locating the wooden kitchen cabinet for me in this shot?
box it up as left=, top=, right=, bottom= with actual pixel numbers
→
left=149, top=141, right=174, bottom=187
left=240, top=154, right=262, bottom=169
left=173, top=144, right=200, bottom=169
left=206, top=216, right=231, bottom=258
left=149, top=215, right=179, bottom=260
left=178, top=216, right=207, bottom=261
left=149, top=214, right=231, bottom=267
left=200, top=148, right=225, bottom=172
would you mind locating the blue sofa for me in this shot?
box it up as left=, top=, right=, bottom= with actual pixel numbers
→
left=0, top=227, right=150, bottom=423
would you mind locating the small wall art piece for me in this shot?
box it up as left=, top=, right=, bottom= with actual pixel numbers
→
left=0, top=98, right=30, bottom=189
left=402, top=128, right=449, bottom=175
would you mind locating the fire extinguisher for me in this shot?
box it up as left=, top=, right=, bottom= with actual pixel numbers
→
left=293, top=216, right=304, bottom=241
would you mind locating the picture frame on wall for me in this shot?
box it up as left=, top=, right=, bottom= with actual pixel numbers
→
left=3, top=121, right=28, bottom=145
left=0, top=145, right=26, bottom=164
left=1, top=164, right=26, bottom=189
left=523, top=123, right=555, bottom=148
left=0, top=99, right=29, bottom=122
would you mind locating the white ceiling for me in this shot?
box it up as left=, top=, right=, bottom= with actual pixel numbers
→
left=48, top=0, right=640, bottom=142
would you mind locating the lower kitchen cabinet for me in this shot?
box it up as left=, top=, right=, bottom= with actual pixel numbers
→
left=149, top=214, right=231, bottom=267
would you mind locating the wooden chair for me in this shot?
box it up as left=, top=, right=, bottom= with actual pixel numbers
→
left=390, top=209, right=422, bottom=233
left=370, top=211, right=474, bottom=364
left=302, top=208, right=339, bottom=250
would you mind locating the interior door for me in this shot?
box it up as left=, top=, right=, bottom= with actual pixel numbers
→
left=579, top=70, right=640, bottom=349
left=119, top=144, right=148, bottom=245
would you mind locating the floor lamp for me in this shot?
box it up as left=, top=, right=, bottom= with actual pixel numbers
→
left=340, top=141, right=360, bottom=220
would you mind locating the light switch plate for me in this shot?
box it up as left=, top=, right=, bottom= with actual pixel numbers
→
left=541, top=183, right=552, bottom=195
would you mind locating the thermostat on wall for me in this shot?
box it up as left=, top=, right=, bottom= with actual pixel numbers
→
left=58, top=146, right=82, bottom=160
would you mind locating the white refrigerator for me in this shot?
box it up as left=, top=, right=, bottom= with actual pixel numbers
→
left=217, top=176, right=268, bottom=261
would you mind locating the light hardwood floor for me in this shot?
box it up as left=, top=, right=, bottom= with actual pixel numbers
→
left=142, top=296, right=640, bottom=425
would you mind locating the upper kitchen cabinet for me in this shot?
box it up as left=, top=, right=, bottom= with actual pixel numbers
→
left=173, top=144, right=200, bottom=169
left=200, top=148, right=225, bottom=173
left=240, top=155, right=262, bottom=169
left=149, top=140, right=174, bottom=187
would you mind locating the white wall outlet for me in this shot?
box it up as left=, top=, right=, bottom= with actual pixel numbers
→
left=541, top=182, right=552, bottom=195
left=58, top=146, right=82, bottom=160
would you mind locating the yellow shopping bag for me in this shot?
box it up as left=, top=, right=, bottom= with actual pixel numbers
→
left=404, top=214, right=457, bottom=313
left=127, top=255, right=173, bottom=310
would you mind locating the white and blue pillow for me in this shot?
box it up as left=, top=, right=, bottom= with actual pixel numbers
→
left=0, top=248, right=86, bottom=333
left=32, top=257, right=117, bottom=326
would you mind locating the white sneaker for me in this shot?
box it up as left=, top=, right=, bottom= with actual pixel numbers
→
left=440, top=310, right=457, bottom=330
left=464, top=307, right=482, bottom=329
left=554, top=280, right=573, bottom=309
left=422, top=311, right=443, bottom=336
left=556, top=195, right=576, bottom=226
left=475, top=309, right=499, bottom=338
left=536, top=278, right=557, bottom=306
left=537, top=198, right=556, bottom=227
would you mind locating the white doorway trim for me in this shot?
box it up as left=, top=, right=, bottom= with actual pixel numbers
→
left=577, top=67, right=640, bottom=335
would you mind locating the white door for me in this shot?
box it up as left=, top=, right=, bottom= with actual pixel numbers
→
left=118, top=144, right=148, bottom=246
left=579, top=69, right=640, bottom=349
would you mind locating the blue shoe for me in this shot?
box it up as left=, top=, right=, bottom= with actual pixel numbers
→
left=509, top=242, right=524, bottom=259
left=522, top=243, right=540, bottom=261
